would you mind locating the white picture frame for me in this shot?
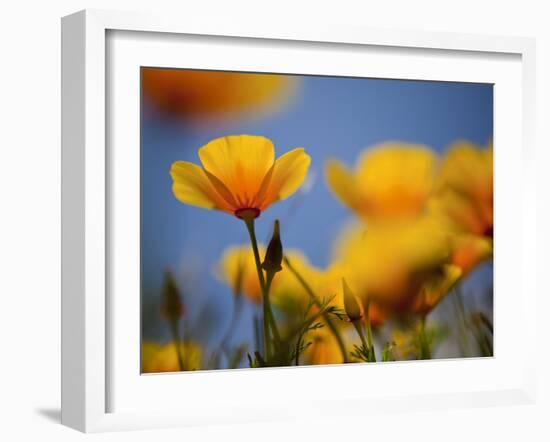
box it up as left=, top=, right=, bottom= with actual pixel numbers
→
left=61, top=9, right=537, bottom=433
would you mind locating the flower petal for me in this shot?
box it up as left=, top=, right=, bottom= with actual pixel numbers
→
left=198, top=135, right=275, bottom=207
left=170, top=161, right=233, bottom=212
left=259, top=147, right=311, bottom=209
left=325, top=159, right=360, bottom=212
left=355, top=143, right=437, bottom=219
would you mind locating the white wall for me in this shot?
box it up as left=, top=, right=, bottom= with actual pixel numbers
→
left=0, top=0, right=547, bottom=440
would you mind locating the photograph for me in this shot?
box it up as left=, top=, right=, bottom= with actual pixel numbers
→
left=140, top=67, right=494, bottom=373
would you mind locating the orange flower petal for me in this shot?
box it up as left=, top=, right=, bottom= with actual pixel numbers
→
left=170, top=161, right=233, bottom=213
left=324, top=159, right=360, bottom=213
left=259, top=147, right=311, bottom=210
left=198, top=135, right=275, bottom=208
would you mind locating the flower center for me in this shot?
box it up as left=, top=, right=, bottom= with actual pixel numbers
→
left=235, top=208, right=261, bottom=220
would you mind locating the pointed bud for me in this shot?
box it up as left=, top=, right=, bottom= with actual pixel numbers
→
left=262, top=220, right=283, bottom=273
left=160, top=269, right=184, bottom=322
left=342, top=278, right=362, bottom=322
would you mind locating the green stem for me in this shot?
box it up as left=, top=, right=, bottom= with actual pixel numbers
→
left=454, top=288, right=471, bottom=357
left=364, top=301, right=376, bottom=362
left=283, top=256, right=349, bottom=363
left=351, top=320, right=373, bottom=362
left=419, top=316, right=431, bottom=360
left=295, top=334, right=302, bottom=366
left=243, top=217, right=279, bottom=360
left=169, top=320, right=184, bottom=371
left=264, top=270, right=281, bottom=344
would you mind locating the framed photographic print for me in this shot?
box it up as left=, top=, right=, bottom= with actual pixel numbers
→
left=61, top=9, right=537, bottom=432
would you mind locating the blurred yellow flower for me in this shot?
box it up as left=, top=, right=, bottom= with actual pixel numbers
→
left=270, top=251, right=324, bottom=313
left=430, top=141, right=493, bottom=274
left=217, top=245, right=322, bottom=309
left=171, top=135, right=311, bottom=219
left=433, top=141, right=493, bottom=237
left=142, top=69, right=294, bottom=119
left=303, top=327, right=345, bottom=365
left=141, top=341, right=202, bottom=373
left=332, top=217, right=454, bottom=314
left=217, top=244, right=266, bottom=304
left=325, top=143, right=437, bottom=221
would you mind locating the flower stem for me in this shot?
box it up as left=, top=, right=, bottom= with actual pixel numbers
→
left=243, top=217, right=279, bottom=360
left=364, top=301, right=376, bottom=362
left=168, top=320, right=184, bottom=371
left=264, top=270, right=281, bottom=344
left=283, top=256, right=349, bottom=363
left=419, top=315, right=431, bottom=359
left=352, top=320, right=370, bottom=361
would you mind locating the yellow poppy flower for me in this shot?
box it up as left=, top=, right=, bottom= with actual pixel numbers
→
left=171, top=135, right=311, bottom=219
left=433, top=141, right=493, bottom=237
left=332, top=217, right=454, bottom=314
left=141, top=341, right=202, bottom=373
left=142, top=68, right=295, bottom=118
left=325, top=143, right=437, bottom=221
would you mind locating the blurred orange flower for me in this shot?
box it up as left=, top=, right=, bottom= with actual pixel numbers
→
left=142, top=68, right=295, bottom=119
left=449, top=234, right=492, bottom=274
left=325, top=143, right=437, bottom=222
left=430, top=141, right=493, bottom=273
left=332, top=218, right=455, bottom=315
left=433, top=141, right=493, bottom=237
left=141, top=341, right=202, bottom=373
left=170, top=135, right=311, bottom=219
left=303, top=327, right=345, bottom=365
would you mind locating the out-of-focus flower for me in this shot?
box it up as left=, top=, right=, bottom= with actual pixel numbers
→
left=450, top=234, right=492, bottom=274
left=432, top=141, right=493, bottom=237
left=270, top=251, right=324, bottom=314
left=303, top=327, right=344, bottom=365
left=325, top=143, right=437, bottom=222
left=217, top=244, right=267, bottom=303
left=170, top=135, right=311, bottom=219
left=217, top=244, right=322, bottom=310
left=332, top=217, right=454, bottom=314
left=430, top=141, right=493, bottom=274
left=141, top=341, right=202, bottom=373
left=142, top=68, right=295, bottom=119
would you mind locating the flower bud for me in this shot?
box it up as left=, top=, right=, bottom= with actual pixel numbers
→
left=342, top=278, right=362, bottom=322
left=160, top=269, right=185, bottom=322
left=262, top=220, right=283, bottom=273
